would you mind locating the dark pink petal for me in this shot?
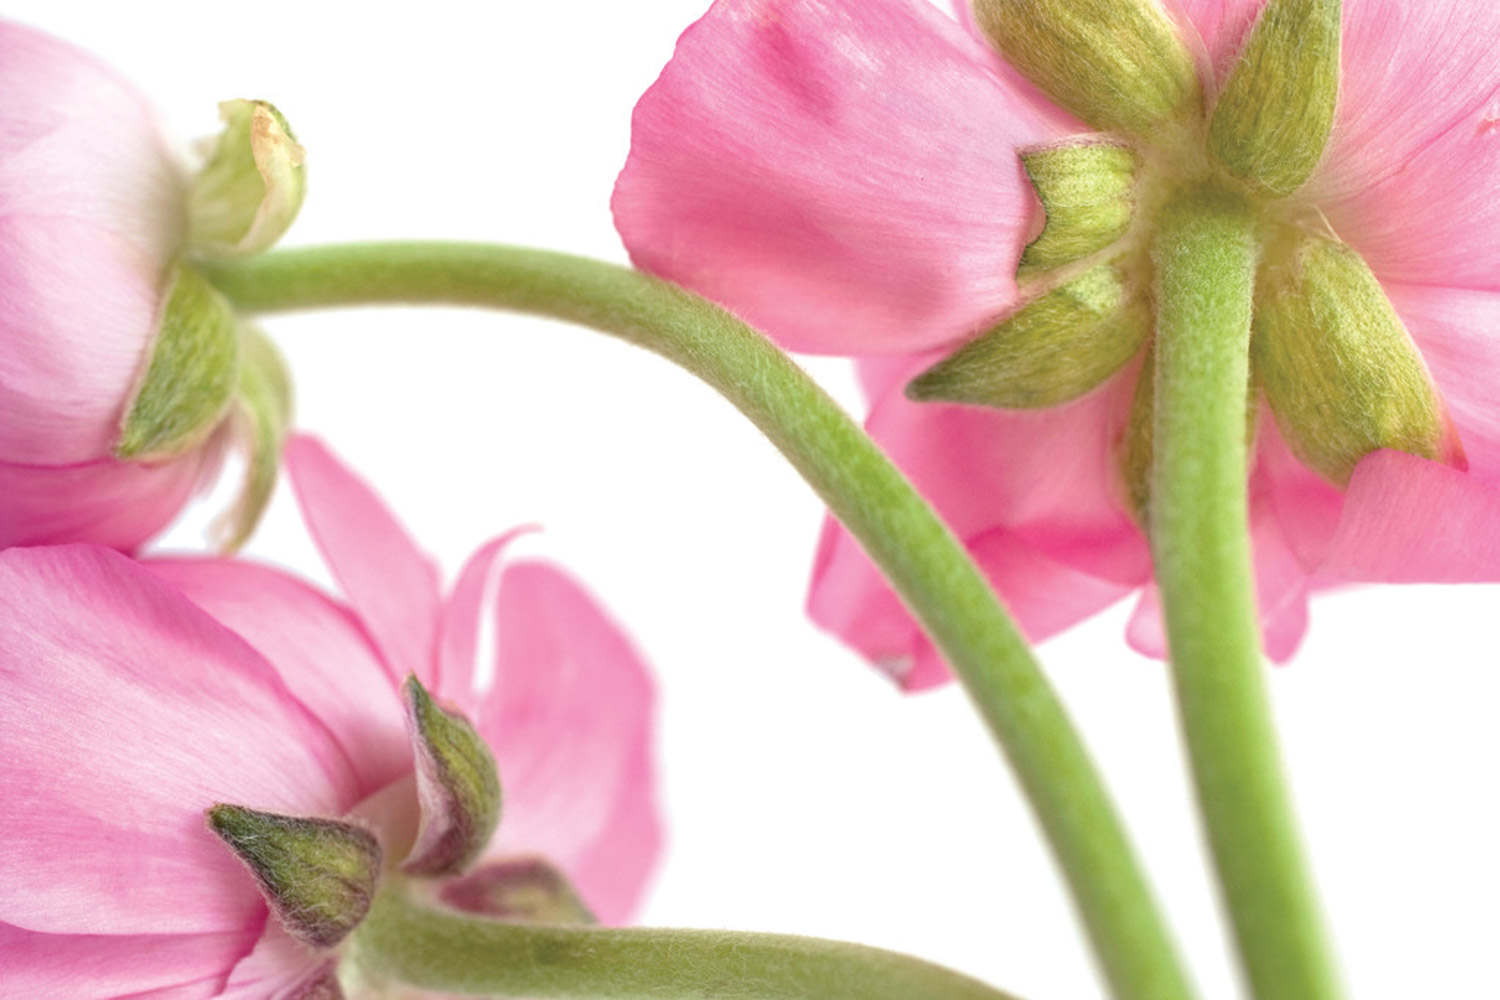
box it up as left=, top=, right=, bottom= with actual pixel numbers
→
left=0, top=922, right=254, bottom=1000
left=434, top=527, right=537, bottom=714
left=0, top=452, right=207, bottom=551
left=810, top=515, right=1132, bottom=690
left=0, top=546, right=358, bottom=936
left=146, top=558, right=410, bottom=797
left=1316, top=451, right=1500, bottom=584
left=284, top=435, right=443, bottom=681
left=475, top=562, right=662, bottom=925
left=614, top=0, right=1064, bottom=355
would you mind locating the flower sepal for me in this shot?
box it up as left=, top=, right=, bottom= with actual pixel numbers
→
left=401, top=676, right=503, bottom=877
left=1018, top=138, right=1139, bottom=279
left=441, top=857, right=598, bottom=924
left=187, top=99, right=306, bottom=259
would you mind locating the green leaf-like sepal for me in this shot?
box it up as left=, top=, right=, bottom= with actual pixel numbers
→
left=1018, top=139, right=1138, bottom=278
left=972, top=0, right=1200, bottom=135
left=908, top=263, right=1149, bottom=410
left=212, top=326, right=294, bottom=552
left=188, top=99, right=307, bottom=259
left=116, top=264, right=240, bottom=461
left=1208, top=0, right=1340, bottom=196
left=207, top=804, right=381, bottom=949
left=440, top=857, right=597, bottom=924
left=402, top=676, right=502, bottom=877
left=1253, top=235, right=1457, bottom=485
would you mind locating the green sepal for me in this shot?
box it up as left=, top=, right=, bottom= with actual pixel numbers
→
left=907, top=262, right=1150, bottom=410
left=116, top=264, right=240, bottom=461
left=1208, top=0, right=1340, bottom=196
left=212, top=326, right=293, bottom=552
left=1253, top=235, right=1456, bottom=486
left=440, top=857, right=598, bottom=924
left=402, top=676, right=502, bottom=877
left=207, top=804, right=381, bottom=949
left=1018, top=140, right=1138, bottom=279
left=972, top=0, right=1200, bottom=135
left=188, top=99, right=307, bottom=259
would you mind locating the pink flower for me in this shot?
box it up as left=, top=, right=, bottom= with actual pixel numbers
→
left=0, top=434, right=663, bottom=996
left=614, top=0, right=1500, bottom=686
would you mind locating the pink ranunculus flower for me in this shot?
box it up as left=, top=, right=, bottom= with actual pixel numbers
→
left=0, top=434, right=663, bottom=997
left=614, top=0, right=1500, bottom=687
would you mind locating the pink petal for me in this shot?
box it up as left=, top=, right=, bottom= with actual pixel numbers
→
left=0, top=20, right=184, bottom=464
left=214, top=920, right=328, bottom=1000
left=0, top=922, right=254, bottom=1000
left=476, top=562, right=663, bottom=925
left=284, top=434, right=443, bottom=681
left=1316, top=451, right=1500, bottom=584
left=810, top=515, right=1133, bottom=690
left=0, top=546, right=358, bottom=936
left=613, top=0, right=1064, bottom=355
left=434, top=526, right=537, bottom=714
left=1255, top=416, right=1347, bottom=571
left=0, top=451, right=207, bottom=551
left=146, top=557, right=411, bottom=798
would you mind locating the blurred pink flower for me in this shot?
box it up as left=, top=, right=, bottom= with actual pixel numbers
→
left=0, top=435, right=662, bottom=997
left=0, top=19, right=213, bottom=551
left=614, top=0, right=1500, bottom=686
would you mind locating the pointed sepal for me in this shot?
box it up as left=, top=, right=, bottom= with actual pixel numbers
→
left=972, top=0, right=1200, bottom=135
left=401, top=676, right=502, bottom=877
left=1253, top=235, right=1460, bottom=486
left=440, top=857, right=597, bottom=924
left=207, top=804, right=381, bottom=949
left=212, top=326, right=294, bottom=551
left=907, top=262, right=1149, bottom=410
left=1209, top=0, right=1341, bottom=196
left=1018, top=139, right=1138, bottom=278
left=188, top=99, right=307, bottom=259
left=116, top=264, right=240, bottom=461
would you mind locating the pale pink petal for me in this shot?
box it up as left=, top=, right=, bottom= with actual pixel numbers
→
left=0, top=451, right=206, bottom=551
left=215, top=920, right=328, bottom=1000
left=613, top=0, right=1064, bottom=355
left=0, top=20, right=184, bottom=464
left=476, top=562, right=662, bottom=925
left=284, top=434, right=443, bottom=681
left=146, top=557, right=411, bottom=797
left=1255, top=417, right=1347, bottom=572
left=857, top=354, right=1151, bottom=584
left=434, top=526, right=537, bottom=713
left=810, top=516, right=1132, bottom=690
left=0, top=546, right=358, bottom=936
left=1316, top=451, right=1500, bottom=584
left=0, top=922, right=254, bottom=1000
left=1124, top=586, right=1168, bottom=660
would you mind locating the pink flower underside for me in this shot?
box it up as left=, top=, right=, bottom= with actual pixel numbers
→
left=616, top=0, right=1500, bottom=679
left=0, top=19, right=184, bottom=466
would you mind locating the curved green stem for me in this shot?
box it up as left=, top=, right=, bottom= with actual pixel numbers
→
left=349, top=884, right=1023, bottom=999
left=1150, top=190, right=1342, bottom=1000
left=206, top=243, right=1195, bottom=1000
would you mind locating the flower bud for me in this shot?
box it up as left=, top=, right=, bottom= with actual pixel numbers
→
left=441, top=857, right=598, bottom=924
left=188, top=99, right=306, bottom=259
left=1018, top=139, right=1138, bottom=279
left=1209, top=0, right=1341, bottom=196
left=401, top=676, right=502, bottom=877
left=1253, top=235, right=1459, bottom=486
left=971, top=0, right=1200, bottom=135
left=907, top=262, right=1150, bottom=410
left=115, top=264, right=241, bottom=461
left=207, top=804, right=381, bottom=949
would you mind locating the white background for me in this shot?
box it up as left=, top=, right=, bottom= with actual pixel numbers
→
left=13, top=2, right=1499, bottom=997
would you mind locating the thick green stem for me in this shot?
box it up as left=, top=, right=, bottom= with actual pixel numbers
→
left=1150, top=190, right=1342, bottom=1000
left=207, top=243, right=1195, bottom=1000
left=349, top=884, right=1024, bottom=999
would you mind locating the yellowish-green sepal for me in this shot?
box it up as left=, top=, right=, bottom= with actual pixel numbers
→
left=402, top=676, right=502, bottom=877
left=116, top=265, right=240, bottom=461
left=1208, top=0, right=1340, bottom=197
left=908, top=262, right=1150, bottom=410
left=188, top=99, right=306, bottom=259
left=1253, top=235, right=1455, bottom=485
left=1018, top=139, right=1138, bottom=278
left=207, top=804, right=381, bottom=949
left=440, top=857, right=598, bottom=924
left=972, top=0, right=1200, bottom=135
left=212, top=326, right=294, bottom=552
